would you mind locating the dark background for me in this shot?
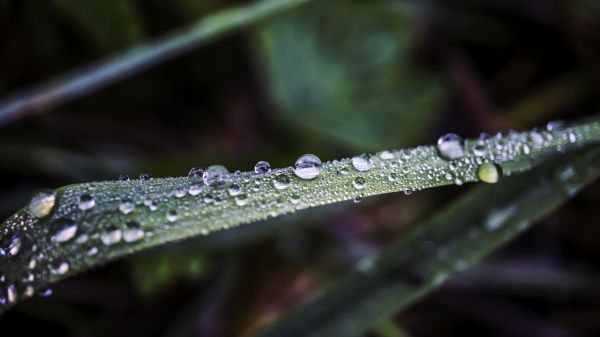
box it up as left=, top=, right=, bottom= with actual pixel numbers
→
left=1, top=0, right=600, bottom=336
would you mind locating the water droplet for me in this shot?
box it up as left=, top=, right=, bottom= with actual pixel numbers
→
left=188, top=184, right=202, bottom=196
left=338, top=168, right=349, bottom=176
left=274, top=175, right=290, bottom=190
left=166, top=210, right=178, bottom=222
left=477, top=162, right=502, bottom=184
left=254, top=161, right=271, bottom=174
left=203, top=165, right=231, bottom=186
left=78, top=194, right=95, bottom=210
left=352, top=155, right=372, bottom=172
left=293, top=154, right=322, bottom=180
left=546, top=120, right=564, bottom=131
left=28, top=189, right=57, bottom=218
left=228, top=184, right=241, bottom=196
left=353, top=177, right=366, bottom=189
left=388, top=173, right=397, bottom=182
left=139, top=172, right=152, bottom=181
left=28, top=259, right=36, bottom=269
left=101, top=227, right=122, bottom=245
left=6, top=284, right=17, bottom=304
left=568, top=132, right=577, bottom=143
left=290, top=194, right=301, bottom=205
left=353, top=196, right=362, bottom=203
left=118, top=174, right=130, bottom=181
left=50, top=262, right=69, bottom=275
left=7, top=235, right=21, bottom=256
left=235, top=194, right=248, bottom=206
left=38, top=287, right=53, bottom=297
left=87, top=247, right=98, bottom=256
left=188, top=167, right=205, bottom=179
left=437, top=133, right=464, bottom=160
left=378, top=151, right=394, bottom=160
left=529, top=131, right=544, bottom=145
left=119, top=201, right=135, bottom=214
left=51, top=220, right=78, bottom=243
left=472, top=144, right=486, bottom=157
left=123, top=222, right=144, bottom=242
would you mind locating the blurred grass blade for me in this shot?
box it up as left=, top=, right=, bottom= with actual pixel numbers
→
left=0, top=0, right=313, bottom=125
left=0, top=119, right=599, bottom=312
left=255, top=143, right=600, bottom=337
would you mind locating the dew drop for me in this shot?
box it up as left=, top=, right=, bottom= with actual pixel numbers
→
left=28, top=189, right=57, bottom=218
left=203, top=165, right=231, bottom=186
left=139, top=172, right=152, bottom=181
left=290, top=194, right=301, bottom=205
left=351, top=155, right=372, bottom=172
left=274, top=175, right=290, bottom=190
left=6, top=284, right=17, bottom=304
left=388, top=173, right=397, bottom=182
left=378, top=150, right=394, bottom=160
left=477, top=162, right=502, bottom=184
left=472, top=144, right=486, bottom=157
left=254, top=161, right=271, bottom=174
left=51, top=220, right=78, bottom=243
left=353, top=196, right=362, bottom=203
left=188, top=184, right=203, bottom=196
left=38, top=287, right=53, bottom=297
left=529, top=131, right=544, bottom=145
left=235, top=194, right=248, bottom=206
left=7, top=235, right=21, bottom=257
left=119, top=201, right=135, bottom=214
left=188, top=167, right=205, bottom=179
left=228, top=184, right=241, bottom=196
left=353, top=177, right=366, bottom=189
left=50, top=262, right=69, bottom=275
left=437, top=133, right=464, bottom=160
left=166, top=210, right=178, bottom=222
left=101, top=227, right=122, bottom=245
left=293, top=154, right=322, bottom=180
left=118, top=174, right=130, bottom=181
left=78, top=194, right=95, bottom=211
left=123, top=222, right=144, bottom=242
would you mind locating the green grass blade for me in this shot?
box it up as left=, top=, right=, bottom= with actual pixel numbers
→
left=255, top=141, right=600, bottom=337
left=0, top=119, right=599, bottom=311
left=0, top=0, right=313, bottom=125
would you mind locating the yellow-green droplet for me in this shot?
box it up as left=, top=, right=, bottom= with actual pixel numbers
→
left=28, top=189, right=57, bottom=218
left=477, top=162, right=502, bottom=184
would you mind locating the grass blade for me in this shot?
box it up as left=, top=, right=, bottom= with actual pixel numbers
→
left=0, top=0, right=313, bottom=125
left=0, top=119, right=599, bottom=312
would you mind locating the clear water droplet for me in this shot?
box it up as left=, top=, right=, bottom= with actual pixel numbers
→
left=28, top=189, right=57, bottom=218
left=139, top=172, right=152, bottom=181
left=166, top=210, right=178, bottom=222
left=38, top=287, right=53, bottom=297
left=472, top=144, right=486, bottom=157
left=254, top=161, right=271, bottom=174
left=188, top=167, right=205, bottom=179
left=6, top=284, right=17, bottom=304
left=235, top=194, right=248, bottom=206
left=388, top=173, right=397, bottom=182
left=529, top=131, right=544, bottom=145
left=353, top=177, right=366, bottom=189
left=378, top=150, right=394, bottom=160
left=119, top=201, right=135, bottom=214
left=78, top=194, right=95, bottom=211
left=290, top=194, right=301, bottom=205
left=477, top=162, right=502, bottom=184
left=203, top=165, right=231, bottom=186
left=437, top=133, right=464, bottom=160
left=118, top=174, right=130, bottom=181
left=546, top=120, right=564, bottom=131
left=293, top=154, right=322, bottom=180
left=188, top=184, right=202, bottom=196
left=7, top=235, right=21, bottom=257
left=228, top=184, right=241, bottom=196
left=123, top=222, right=144, bottom=242
left=274, top=175, right=290, bottom=190
left=52, top=220, right=78, bottom=243
left=352, top=155, right=372, bottom=172
left=101, top=227, right=122, bottom=245
left=353, top=196, right=362, bottom=203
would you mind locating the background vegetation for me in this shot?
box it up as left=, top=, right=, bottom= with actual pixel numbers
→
left=1, top=0, right=600, bottom=336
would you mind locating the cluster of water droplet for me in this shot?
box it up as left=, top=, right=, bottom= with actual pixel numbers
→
left=1, top=120, right=599, bottom=309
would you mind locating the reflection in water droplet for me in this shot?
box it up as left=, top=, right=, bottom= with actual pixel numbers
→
left=188, top=184, right=202, bottom=196
left=477, top=162, right=502, bottom=184
left=139, top=172, right=152, bottom=181
left=274, top=175, right=290, bottom=190
left=28, top=189, right=57, bottom=218
left=351, top=155, right=372, bottom=172
left=228, top=184, right=241, bottom=196
left=437, top=133, right=464, bottom=160
left=353, top=196, right=362, bottom=203
left=101, top=227, right=122, bottom=245
left=293, top=154, right=322, bottom=180
left=203, top=165, right=231, bottom=186
left=7, top=235, right=21, bottom=257
left=188, top=167, right=205, bottom=179
left=254, top=161, right=271, bottom=174
left=52, top=220, right=78, bottom=243
left=166, top=210, right=178, bottom=222
left=353, top=177, right=366, bottom=189
left=78, top=194, right=95, bottom=211
left=235, top=194, right=248, bottom=206
left=123, top=222, right=144, bottom=242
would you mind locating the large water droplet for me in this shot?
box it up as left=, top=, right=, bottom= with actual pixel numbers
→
left=254, top=161, right=271, bottom=174
left=203, top=165, right=231, bottom=186
left=293, top=154, right=322, bottom=180
left=123, top=222, right=144, bottom=242
left=476, top=162, right=502, bottom=184
left=101, top=227, right=122, bottom=245
left=351, top=155, right=372, bottom=172
left=51, top=220, right=78, bottom=243
left=437, top=133, right=464, bottom=160
left=188, top=167, right=205, bottom=179
left=78, top=194, right=95, bottom=211
left=28, top=189, right=57, bottom=218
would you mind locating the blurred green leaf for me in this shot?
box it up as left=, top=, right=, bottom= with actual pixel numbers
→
left=252, top=0, right=445, bottom=151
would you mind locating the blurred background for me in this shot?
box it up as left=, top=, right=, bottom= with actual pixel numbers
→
left=1, top=0, right=600, bottom=336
